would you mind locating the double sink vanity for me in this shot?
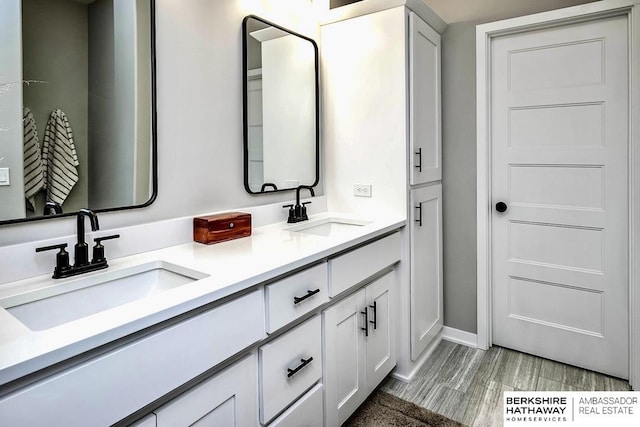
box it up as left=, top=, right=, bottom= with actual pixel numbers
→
left=0, top=212, right=404, bottom=426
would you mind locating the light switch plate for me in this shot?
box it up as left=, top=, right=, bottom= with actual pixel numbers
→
left=0, top=168, right=9, bottom=186
left=353, top=184, right=372, bottom=197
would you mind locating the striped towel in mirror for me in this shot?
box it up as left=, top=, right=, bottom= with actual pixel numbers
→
left=42, top=108, right=79, bottom=206
left=23, top=107, right=45, bottom=211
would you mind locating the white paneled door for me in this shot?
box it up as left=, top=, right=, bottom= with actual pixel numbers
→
left=491, top=15, right=629, bottom=378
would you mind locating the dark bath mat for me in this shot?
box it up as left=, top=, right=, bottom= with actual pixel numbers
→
left=344, top=389, right=467, bottom=427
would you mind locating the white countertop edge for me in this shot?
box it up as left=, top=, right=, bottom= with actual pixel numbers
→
left=0, top=213, right=405, bottom=386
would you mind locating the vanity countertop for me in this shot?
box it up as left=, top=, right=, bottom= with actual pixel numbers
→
left=0, top=213, right=404, bottom=386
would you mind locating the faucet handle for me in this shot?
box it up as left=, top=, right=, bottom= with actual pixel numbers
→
left=301, top=201, right=312, bottom=219
left=36, top=243, right=71, bottom=278
left=94, top=234, right=120, bottom=244
left=283, top=204, right=295, bottom=223
left=92, top=234, right=120, bottom=264
left=35, top=243, right=68, bottom=253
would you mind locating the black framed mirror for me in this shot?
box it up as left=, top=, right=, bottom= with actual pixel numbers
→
left=0, top=0, right=157, bottom=225
left=242, top=15, right=319, bottom=194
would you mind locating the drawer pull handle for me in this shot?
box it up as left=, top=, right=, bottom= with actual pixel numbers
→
left=293, top=288, right=320, bottom=304
left=361, top=308, right=369, bottom=337
left=369, top=301, right=377, bottom=330
left=287, top=356, right=314, bottom=378
left=415, top=148, right=423, bottom=172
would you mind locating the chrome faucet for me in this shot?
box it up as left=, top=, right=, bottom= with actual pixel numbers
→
left=283, top=185, right=315, bottom=223
left=36, top=209, right=120, bottom=279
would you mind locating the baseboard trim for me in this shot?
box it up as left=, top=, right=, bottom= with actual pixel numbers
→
left=390, top=333, right=443, bottom=383
left=441, top=326, right=478, bottom=348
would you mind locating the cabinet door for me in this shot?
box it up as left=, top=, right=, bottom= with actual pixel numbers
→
left=323, top=289, right=367, bottom=427
left=410, top=185, right=443, bottom=360
left=409, top=12, right=441, bottom=185
left=364, top=271, right=397, bottom=393
left=154, top=353, right=258, bottom=427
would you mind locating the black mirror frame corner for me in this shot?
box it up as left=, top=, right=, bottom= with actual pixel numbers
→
left=0, top=0, right=159, bottom=227
left=241, top=14, right=320, bottom=195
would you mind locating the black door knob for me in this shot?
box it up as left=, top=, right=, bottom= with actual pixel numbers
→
left=496, top=202, right=508, bottom=213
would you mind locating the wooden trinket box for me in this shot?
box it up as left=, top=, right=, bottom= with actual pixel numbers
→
left=193, top=212, right=252, bottom=244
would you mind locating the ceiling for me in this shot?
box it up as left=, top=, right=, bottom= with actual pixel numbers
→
left=422, top=0, right=600, bottom=24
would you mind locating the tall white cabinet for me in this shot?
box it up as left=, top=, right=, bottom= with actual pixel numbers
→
left=322, top=4, right=444, bottom=378
left=408, top=11, right=443, bottom=361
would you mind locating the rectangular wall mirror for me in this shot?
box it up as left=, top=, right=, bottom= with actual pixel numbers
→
left=242, top=15, right=319, bottom=194
left=0, top=0, right=157, bottom=224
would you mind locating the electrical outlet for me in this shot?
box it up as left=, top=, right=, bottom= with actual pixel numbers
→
left=0, top=168, right=9, bottom=186
left=353, top=184, right=372, bottom=198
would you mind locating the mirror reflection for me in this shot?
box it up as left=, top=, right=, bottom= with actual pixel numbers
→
left=0, top=0, right=156, bottom=223
left=242, top=15, right=319, bottom=194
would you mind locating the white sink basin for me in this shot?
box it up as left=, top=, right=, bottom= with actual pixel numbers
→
left=0, top=261, right=208, bottom=331
left=286, top=217, right=371, bottom=237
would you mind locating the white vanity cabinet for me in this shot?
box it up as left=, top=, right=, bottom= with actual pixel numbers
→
left=153, top=353, right=258, bottom=427
left=0, top=225, right=404, bottom=427
left=410, top=184, right=443, bottom=359
left=323, top=270, right=396, bottom=426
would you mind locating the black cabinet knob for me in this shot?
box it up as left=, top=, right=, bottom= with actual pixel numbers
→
left=495, top=202, right=508, bottom=213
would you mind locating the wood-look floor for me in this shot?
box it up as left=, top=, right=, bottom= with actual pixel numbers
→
left=381, top=341, right=631, bottom=427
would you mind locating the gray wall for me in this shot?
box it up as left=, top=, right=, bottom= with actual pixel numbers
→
left=0, top=0, right=322, bottom=246
left=441, top=22, right=477, bottom=333
left=439, top=2, right=598, bottom=334
left=22, top=0, right=89, bottom=214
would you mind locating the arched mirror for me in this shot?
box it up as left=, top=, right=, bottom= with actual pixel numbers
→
left=242, top=15, right=319, bottom=194
left=0, top=0, right=157, bottom=224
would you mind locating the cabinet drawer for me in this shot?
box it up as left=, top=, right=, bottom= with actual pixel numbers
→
left=260, top=315, right=322, bottom=424
left=328, top=232, right=401, bottom=297
left=154, top=353, right=258, bottom=427
left=268, top=383, right=323, bottom=427
left=0, top=290, right=265, bottom=427
left=265, top=263, right=328, bottom=333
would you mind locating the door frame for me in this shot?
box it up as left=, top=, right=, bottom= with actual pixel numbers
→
left=476, top=0, right=640, bottom=388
